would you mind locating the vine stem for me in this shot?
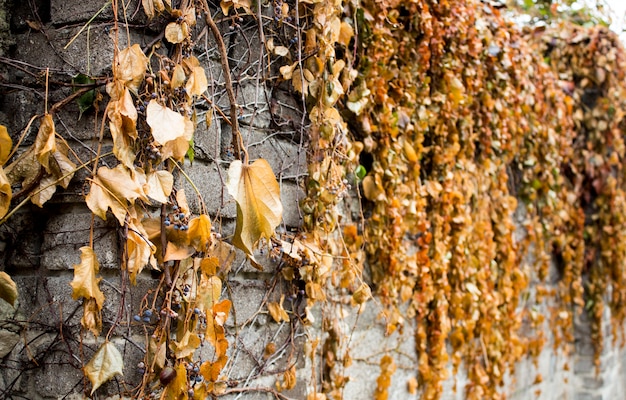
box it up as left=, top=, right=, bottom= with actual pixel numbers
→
left=201, top=1, right=248, bottom=163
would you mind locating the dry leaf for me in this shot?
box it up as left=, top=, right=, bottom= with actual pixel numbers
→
left=165, top=22, right=185, bottom=44
left=185, top=66, right=208, bottom=97
left=164, top=363, right=187, bottom=400
left=145, top=170, right=173, bottom=203
left=34, top=115, right=57, bottom=173
left=197, top=275, right=221, bottom=312
left=220, top=0, right=251, bottom=15
left=172, top=331, right=201, bottom=359
left=226, top=159, right=283, bottom=256
left=0, top=124, right=11, bottom=165
left=81, top=297, right=102, bottom=336
left=188, top=214, right=212, bottom=252
left=267, top=294, right=290, bottom=323
left=146, top=100, right=186, bottom=145
left=86, top=165, right=148, bottom=223
left=84, top=342, right=124, bottom=394
left=171, top=64, right=186, bottom=89
left=0, top=271, right=17, bottom=306
left=115, top=44, right=148, bottom=93
left=0, top=168, right=11, bottom=219
left=70, top=247, right=105, bottom=309
left=126, top=215, right=155, bottom=284
left=160, top=118, right=193, bottom=160
left=142, top=0, right=165, bottom=18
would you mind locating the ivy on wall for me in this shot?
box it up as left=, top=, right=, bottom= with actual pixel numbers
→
left=1, top=0, right=626, bottom=399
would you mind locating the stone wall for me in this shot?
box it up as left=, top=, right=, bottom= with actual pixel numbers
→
left=1, top=1, right=626, bottom=400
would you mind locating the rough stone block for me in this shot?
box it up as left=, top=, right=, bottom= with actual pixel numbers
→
left=180, top=159, right=237, bottom=219
left=51, top=0, right=144, bottom=25
left=12, top=27, right=152, bottom=79
left=41, top=204, right=118, bottom=270
left=222, top=124, right=307, bottom=179
left=236, top=83, right=272, bottom=129
left=0, top=207, right=45, bottom=269
left=193, top=109, right=221, bottom=161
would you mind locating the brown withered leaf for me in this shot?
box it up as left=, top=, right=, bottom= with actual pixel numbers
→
left=0, top=124, right=11, bottom=165
left=141, top=0, right=165, bottom=19
left=226, top=159, right=283, bottom=256
left=160, top=118, right=193, bottom=161
left=220, top=0, right=251, bottom=16
left=115, top=44, right=148, bottom=93
left=0, top=167, right=11, bottom=219
left=171, top=64, right=186, bottom=89
left=70, top=247, right=105, bottom=309
left=107, top=87, right=138, bottom=168
left=81, top=297, right=102, bottom=336
left=0, top=271, right=17, bottom=307
left=126, top=209, right=155, bottom=284
left=267, top=294, right=289, bottom=323
left=34, top=115, right=57, bottom=173
left=84, top=341, right=124, bottom=394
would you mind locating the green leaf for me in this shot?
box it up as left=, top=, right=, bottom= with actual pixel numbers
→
left=72, top=74, right=96, bottom=120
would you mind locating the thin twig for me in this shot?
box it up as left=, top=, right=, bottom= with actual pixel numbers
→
left=201, top=1, right=248, bottom=162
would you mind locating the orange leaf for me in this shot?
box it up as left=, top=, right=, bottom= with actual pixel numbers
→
left=70, top=247, right=105, bottom=310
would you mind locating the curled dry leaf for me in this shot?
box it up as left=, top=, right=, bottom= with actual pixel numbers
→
left=70, top=246, right=105, bottom=310
left=0, top=271, right=18, bottom=307
left=84, top=341, right=124, bottom=394
left=81, top=297, right=102, bottom=336
left=34, top=115, right=57, bottom=173
left=267, top=294, right=290, bottom=323
left=226, top=159, right=283, bottom=256
left=0, top=124, right=11, bottom=165
left=141, top=0, right=166, bottom=19
left=0, top=167, right=10, bottom=219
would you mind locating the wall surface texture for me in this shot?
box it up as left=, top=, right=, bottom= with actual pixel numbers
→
left=1, top=1, right=626, bottom=400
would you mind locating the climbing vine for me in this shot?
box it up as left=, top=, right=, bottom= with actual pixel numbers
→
left=1, top=0, right=626, bottom=399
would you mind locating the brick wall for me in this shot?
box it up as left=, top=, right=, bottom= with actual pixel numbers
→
left=1, top=1, right=626, bottom=400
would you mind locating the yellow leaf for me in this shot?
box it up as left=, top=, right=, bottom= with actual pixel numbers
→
left=34, top=115, right=57, bottom=173
left=197, top=275, right=222, bottom=312
left=165, top=22, right=185, bottom=44
left=226, top=159, right=283, bottom=255
left=127, top=229, right=154, bottom=284
left=407, top=376, right=418, bottom=394
left=273, top=46, right=289, bottom=57
left=0, top=124, right=12, bottom=165
left=146, top=100, right=186, bottom=145
left=160, top=118, right=193, bottom=161
left=164, top=363, right=188, bottom=400
left=0, top=167, right=11, bottom=219
left=200, top=355, right=228, bottom=382
left=0, top=271, right=18, bottom=307
left=338, top=21, right=354, bottom=47
left=84, top=342, right=124, bottom=394
left=86, top=175, right=128, bottom=223
left=188, top=214, right=212, bottom=252
left=145, top=170, right=173, bottom=203
left=70, top=247, right=105, bottom=309
left=185, top=66, right=208, bottom=97
left=101, top=165, right=148, bottom=203
left=172, top=331, right=201, bottom=359
left=115, top=44, right=148, bottom=93
left=176, top=188, right=190, bottom=215
left=81, top=297, right=102, bottom=336
left=163, top=227, right=194, bottom=261
left=282, top=365, right=296, bottom=390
